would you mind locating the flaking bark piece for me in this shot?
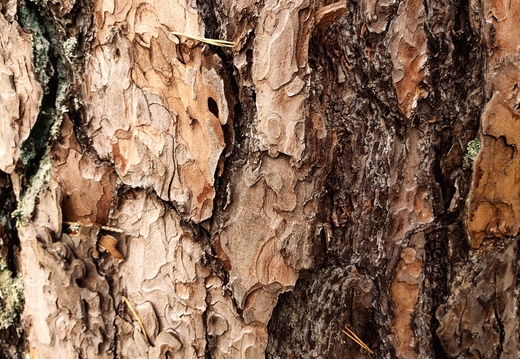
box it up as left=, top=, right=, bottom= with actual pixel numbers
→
left=97, top=234, right=124, bottom=260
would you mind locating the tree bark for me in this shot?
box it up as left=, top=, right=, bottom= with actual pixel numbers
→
left=0, top=0, right=519, bottom=358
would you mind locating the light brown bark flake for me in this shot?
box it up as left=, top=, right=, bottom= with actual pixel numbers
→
left=20, top=182, right=117, bottom=358
left=315, top=1, right=347, bottom=29
left=86, top=0, right=230, bottom=223
left=0, top=15, right=43, bottom=174
left=386, top=127, right=431, bottom=357
left=206, top=274, right=268, bottom=358
left=466, top=0, right=520, bottom=248
left=360, top=0, right=397, bottom=33
left=252, top=0, right=313, bottom=161
left=218, top=152, right=330, bottom=312
left=52, top=116, right=116, bottom=224
left=112, top=190, right=210, bottom=358
left=390, top=236, right=425, bottom=358
left=386, top=0, right=428, bottom=118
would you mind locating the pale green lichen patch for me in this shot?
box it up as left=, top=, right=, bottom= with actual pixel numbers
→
left=0, top=261, right=23, bottom=330
left=15, top=0, right=70, bottom=223
left=63, top=37, right=77, bottom=63
left=18, top=0, right=54, bottom=94
left=463, top=138, right=481, bottom=170
left=12, top=157, right=52, bottom=225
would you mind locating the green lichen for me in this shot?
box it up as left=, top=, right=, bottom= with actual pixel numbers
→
left=12, top=157, right=52, bottom=225
left=0, top=262, right=23, bottom=330
left=18, top=0, right=55, bottom=94
left=63, top=37, right=78, bottom=63
left=31, top=0, right=49, bottom=6
left=16, top=0, right=70, bottom=223
left=463, top=138, right=481, bottom=170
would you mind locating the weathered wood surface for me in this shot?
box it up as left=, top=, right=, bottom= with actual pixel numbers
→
left=0, top=0, right=519, bottom=358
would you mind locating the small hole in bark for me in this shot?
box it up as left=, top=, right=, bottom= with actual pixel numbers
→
left=208, top=97, right=219, bottom=118
left=189, top=117, right=199, bottom=128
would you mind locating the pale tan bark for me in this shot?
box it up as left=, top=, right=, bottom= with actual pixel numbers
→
left=0, top=12, right=42, bottom=175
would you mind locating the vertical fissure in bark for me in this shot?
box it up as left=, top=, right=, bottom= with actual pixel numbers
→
left=104, top=275, right=118, bottom=359
left=267, top=5, right=390, bottom=354
left=493, top=289, right=505, bottom=357
left=195, top=0, right=249, bottom=219
left=14, top=0, right=95, bottom=219
left=0, top=174, right=20, bottom=272
left=425, top=228, right=450, bottom=359
left=0, top=172, right=25, bottom=357
left=195, top=0, right=221, bottom=40
left=17, top=1, right=61, bottom=181
left=195, top=0, right=242, bottom=128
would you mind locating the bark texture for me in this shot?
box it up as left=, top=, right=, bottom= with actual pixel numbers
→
left=0, top=0, right=519, bottom=358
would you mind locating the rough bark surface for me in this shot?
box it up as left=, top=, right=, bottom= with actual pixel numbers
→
left=0, top=0, right=519, bottom=358
left=0, top=7, right=42, bottom=174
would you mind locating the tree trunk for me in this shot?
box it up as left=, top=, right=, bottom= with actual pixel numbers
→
left=0, top=0, right=519, bottom=358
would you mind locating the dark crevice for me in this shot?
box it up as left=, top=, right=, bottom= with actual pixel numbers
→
left=493, top=276, right=505, bottom=358
left=17, top=0, right=97, bottom=173
left=19, top=107, right=57, bottom=180
left=195, top=0, right=252, bottom=240
left=423, top=0, right=485, bottom=352
left=269, top=6, right=396, bottom=354
left=203, top=300, right=213, bottom=359
left=0, top=174, right=20, bottom=273
left=425, top=229, right=450, bottom=359
left=195, top=0, right=220, bottom=40
left=63, top=100, right=93, bottom=152
left=103, top=271, right=119, bottom=359
left=432, top=318, right=449, bottom=359
left=196, top=6, right=257, bottom=358
left=494, top=304, right=505, bottom=358
left=207, top=97, right=219, bottom=118
left=0, top=172, right=25, bottom=359
left=432, top=147, right=455, bottom=212
left=16, top=0, right=70, bottom=200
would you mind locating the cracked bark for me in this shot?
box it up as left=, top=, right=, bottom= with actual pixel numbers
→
left=1, top=0, right=520, bottom=358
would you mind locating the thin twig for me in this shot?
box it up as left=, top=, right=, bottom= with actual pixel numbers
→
left=342, top=326, right=374, bottom=355
left=172, top=31, right=235, bottom=48
left=123, top=296, right=150, bottom=345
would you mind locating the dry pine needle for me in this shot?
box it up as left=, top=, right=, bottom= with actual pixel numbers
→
left=123, top=296, right=151, bottom=345
left=172, top=31, right=235, bottom=47
left=342, top=326, right=374, bottom=355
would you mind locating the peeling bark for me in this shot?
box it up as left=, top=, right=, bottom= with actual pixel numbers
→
left=386, top=0, right=427, bottom=118
left=0, top=12, right=42, bottom=174
left=86, top=0, right=231, bottom=223
left=466, top=0, right=520, bottom=248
